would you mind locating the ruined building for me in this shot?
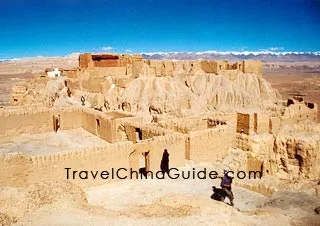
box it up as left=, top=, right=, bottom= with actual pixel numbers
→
left=2, top=52, right=319, bottom=192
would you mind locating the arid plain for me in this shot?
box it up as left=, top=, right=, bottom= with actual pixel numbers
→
left=0, top=54, right=319, bottom=226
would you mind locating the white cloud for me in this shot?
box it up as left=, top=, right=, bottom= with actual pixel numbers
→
left=142, top=50, right=320, bottom=56
left=101, top=46, right=113, bottom=51
left=125, top=48, right=132, bottom=53
left=268, top=47, right=284, bottom=51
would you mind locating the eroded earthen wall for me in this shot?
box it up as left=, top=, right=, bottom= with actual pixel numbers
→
left=242, top=60, right=262, bottom=75
left=82, top=110, right=114, bottom=142
left=0, top=142, right=132, bottom=187
left=0, top=107, right=84, bottom=136
left=188, top=124, right=236, bottom=162
left=236, top=113, right=251, bottom=135
left=254, top=113, right=270, bottom=134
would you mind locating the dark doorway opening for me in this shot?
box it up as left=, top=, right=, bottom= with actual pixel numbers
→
left=135, top=128, right=142, bottom=141
left=53, top=115, right=60, bottom=132
left=139, top=151, right=150, bottom=178
left=96, top=119, right=101, bottom=136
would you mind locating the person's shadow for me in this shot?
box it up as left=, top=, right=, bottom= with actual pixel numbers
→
left=210, top=186, right=226, bottom=202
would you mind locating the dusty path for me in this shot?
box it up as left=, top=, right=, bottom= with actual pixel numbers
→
left=4, top=165, right=318, bottom=226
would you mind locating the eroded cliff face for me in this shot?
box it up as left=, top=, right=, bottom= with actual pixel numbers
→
left=8, top=57, right=279, bottom=118
left=117, top=72, right=278, bottom=116
left=273, top=132, right=320, bottom=180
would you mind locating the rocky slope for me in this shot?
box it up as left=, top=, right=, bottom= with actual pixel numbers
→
left=115, top=72, right=278, bottom=116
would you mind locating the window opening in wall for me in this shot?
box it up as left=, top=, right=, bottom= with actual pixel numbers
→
left=287, top=99, right=294, bottom=106
left=53, top=115, right=60, bottom=132
left=307, top=103, right=314, bottom=109
left=135, top=128, right=142, bottom=140
left=185, top=137, right=191, bottom=160
left=96, top=119, right=101, bottom=136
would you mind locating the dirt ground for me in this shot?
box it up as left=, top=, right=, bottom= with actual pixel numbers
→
left=0, top=128, right=109, bottom=155
left=263, top=67, right=320, bottom=122
left=1, top=164, right=319, bottom=226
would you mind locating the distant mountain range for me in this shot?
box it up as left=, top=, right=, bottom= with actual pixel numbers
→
left=141, top=51, right=320, bottom=62
left=1, top=51, right=320, bottom=63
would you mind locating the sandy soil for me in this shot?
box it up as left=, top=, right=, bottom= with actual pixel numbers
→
left=0, top=128, right=109, bottom=155
left=1, top=165, right=318, bottom=226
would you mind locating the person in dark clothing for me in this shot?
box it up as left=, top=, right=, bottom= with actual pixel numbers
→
left=160, top=149, right=169, bottom=176
left=220, top=168, right=234, bottom=206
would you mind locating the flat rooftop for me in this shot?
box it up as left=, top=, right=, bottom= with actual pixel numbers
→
left=0, top=128, right=109, bottom=155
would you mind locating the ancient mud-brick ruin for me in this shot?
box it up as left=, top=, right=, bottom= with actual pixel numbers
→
left=1, top=53, right=319, bottom=191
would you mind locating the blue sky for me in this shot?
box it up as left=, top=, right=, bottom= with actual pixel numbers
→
left=0, top=0, right=319, bottom=58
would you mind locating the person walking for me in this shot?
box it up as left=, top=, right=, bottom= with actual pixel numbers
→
left=220, top=168, right=234, bottom=206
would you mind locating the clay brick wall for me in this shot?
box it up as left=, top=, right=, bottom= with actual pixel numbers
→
left=61, top=70, right=78, bottom=78
left=93, top=59, right=119, bottom=67
left=0, top=108, right=53, bottom=136
left=91, top=67, right=127, bottom=76
left=247, top=157, right=263, bottom=173
left=113, top=116, right=143, bottom=143
left=254, top=113, right=270, bottom=134
left=81, top=76, right=111, bottom=93
left=236, top=113, right=251, bottom=135
left=111, top=75, right=134, bottom=88
left=200, top=60, right=217, bottom=73
left=128, top=133, right=185, bottom=172
left=188, top=124, right=236, bottom=162
left=149, top=133, right=186, bottom=170
left=286, top=102, right=318, bottom=123
left=79, top=53, right=93, bottom=68
left=163, top=60, right=174, bottom=76
left=141, top=125, right=172, bottom=140
left=0, top=107, right=85, bottom=137
left=132, top=60, right=144, bottom=77
left=124, top=125, right=137, bottom=143
left=269, top=116, right=281, bottom=134
left=57, top=108, right=83, bottom=130
left=0, top=142, right=132, bottom=187
left=242, top=60, right=262, bottom=75
left=81, top=109, right=114, bottom=143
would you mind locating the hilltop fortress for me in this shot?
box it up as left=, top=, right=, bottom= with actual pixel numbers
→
left=79, top=53, right=262, bottom=76
left=1, top=53, right=319, bottom=196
